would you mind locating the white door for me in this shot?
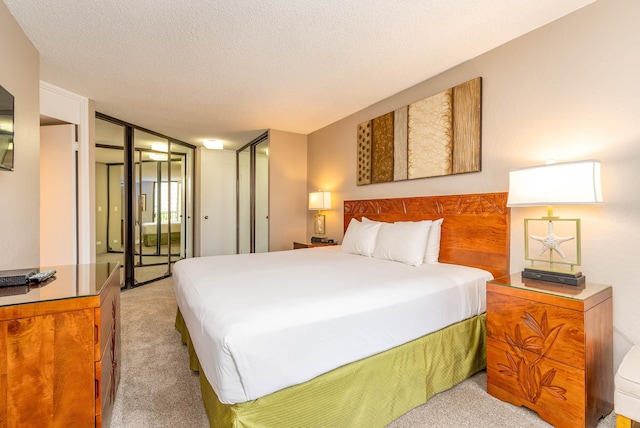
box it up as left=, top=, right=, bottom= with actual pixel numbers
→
left=200, top=149, right=237, bottom=256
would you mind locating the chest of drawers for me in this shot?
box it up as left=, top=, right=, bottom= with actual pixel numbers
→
left=0, top=263, right=120, bottom=427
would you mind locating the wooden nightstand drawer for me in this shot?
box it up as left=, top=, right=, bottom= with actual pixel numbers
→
left=487, top=336, right=586, bottom=424
left=486, top=291, right=585, bottom=369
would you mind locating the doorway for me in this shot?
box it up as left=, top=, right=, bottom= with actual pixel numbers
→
left=95, top=115, right=194, bottom=288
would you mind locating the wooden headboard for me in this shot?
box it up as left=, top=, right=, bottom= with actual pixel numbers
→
left=344, top=192, right=510, bottom=279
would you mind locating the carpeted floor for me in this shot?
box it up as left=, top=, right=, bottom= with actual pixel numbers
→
left=110, top=277, right=208, bottom=427
left=111, top=277, right=617, bottom=428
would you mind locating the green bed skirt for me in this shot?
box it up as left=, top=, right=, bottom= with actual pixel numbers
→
left=143, top=231, right=180, bottom=247
left=175, top=309, right=486, bottom=428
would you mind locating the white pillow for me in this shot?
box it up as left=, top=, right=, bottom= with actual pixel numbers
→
left=424, top=218, right=444, bottom=264
left=363, top=216, right=444, bottom=264
left=341, top=219, right=382, bottom=257
left=372, top=220, right=432, bottom=266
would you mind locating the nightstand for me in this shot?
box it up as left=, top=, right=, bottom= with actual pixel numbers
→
left=293, top=241, right=337, bottom=249
left=486, top=274, right=613, bottom=428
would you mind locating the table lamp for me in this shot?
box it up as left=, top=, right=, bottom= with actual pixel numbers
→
left=507, top=160, right=603, bottom=285
left=309, top=191, right=332, bottom=239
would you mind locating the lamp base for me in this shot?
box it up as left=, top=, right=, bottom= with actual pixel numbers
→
left=522, top=267, right=585, bottom=286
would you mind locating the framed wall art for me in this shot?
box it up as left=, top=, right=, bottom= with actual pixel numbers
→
left=357, top=77, right=481, bottom=185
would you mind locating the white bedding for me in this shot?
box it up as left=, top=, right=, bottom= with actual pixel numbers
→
left=173, top=246, right=492, bottom=405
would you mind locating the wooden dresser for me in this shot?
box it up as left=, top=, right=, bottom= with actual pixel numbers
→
left=486, top=273, right=613, bottom=428
left=0, top=263, right=121, bottom=428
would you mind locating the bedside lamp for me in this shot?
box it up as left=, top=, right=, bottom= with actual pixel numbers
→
left=507, top=160, right=603, bottom=285
left=309, top=191, right=332, bottom=237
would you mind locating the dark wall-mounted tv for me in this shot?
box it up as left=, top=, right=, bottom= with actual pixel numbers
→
left=0, top=84, right=15, bottom=171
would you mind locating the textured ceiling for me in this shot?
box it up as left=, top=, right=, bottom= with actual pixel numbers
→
left=5, top=0, right=594, bottom=149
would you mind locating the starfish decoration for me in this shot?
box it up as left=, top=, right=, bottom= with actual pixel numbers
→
left=529, top=221, right=574, bottom=259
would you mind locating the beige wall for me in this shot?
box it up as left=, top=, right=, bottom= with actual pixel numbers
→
left=0, top=3, right=40, bottom=270
left=307, top=0, right=640, bottom=368
left=40, top=124, right=76, bottom=266
left=269, top=129, right=307, bottom=251
left=40, top=83, right=96, bottom=264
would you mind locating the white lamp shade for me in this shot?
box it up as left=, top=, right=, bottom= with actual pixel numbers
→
left=309, top=191, right=332, bottom=210
left=507, top=160, right=603, bottom=207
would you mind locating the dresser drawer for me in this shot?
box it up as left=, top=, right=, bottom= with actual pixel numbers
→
left=96, top=326, right=115, bottom=409
left=94, top=265, right=121, bottom=428
left=96, top=276, right=118, bottom=362
left=487, top=290, right=585, bottom=369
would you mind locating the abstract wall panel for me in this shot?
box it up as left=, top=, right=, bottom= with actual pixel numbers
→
left=357, top=77, right=481, bottom=185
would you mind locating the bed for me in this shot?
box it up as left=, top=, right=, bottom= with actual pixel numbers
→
left=173, top=192, right=510, bottom=427
left=142, top=221, right=181, bottom=247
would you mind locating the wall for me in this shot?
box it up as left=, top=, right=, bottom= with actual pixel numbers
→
left=307, top=0, right=640, bottom=369
left=40, top=124, right=76, bottom=266
left=40, top=82, right=95, bottom=264
left=269, top=129, right=307, bottom=251
left=0, top=3, right=40, bottom=270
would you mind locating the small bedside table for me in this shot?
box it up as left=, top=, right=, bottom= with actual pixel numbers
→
left=486, top=274, right=613, bottom=428
left=293, top=241, right=337, bottom=249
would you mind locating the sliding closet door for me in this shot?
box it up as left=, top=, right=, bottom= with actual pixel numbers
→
left=174, top=141, right=194, bottom=261
left=95, top=114, right=195, bottom=288
left=254, top=138, right=269, bottom=253
left=95, top=118, right=126, bottom=284
left=133, top=130, right=193, bottom=284
left=237, top=145, right=251, bottom=254
left=236, top=132, right=269, bottom=254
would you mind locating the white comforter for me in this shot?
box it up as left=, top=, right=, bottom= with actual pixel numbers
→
left=173, top=246, right=491, bottom=405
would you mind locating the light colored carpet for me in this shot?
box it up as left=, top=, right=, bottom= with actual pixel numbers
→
left=110, top=277, right=209, bottom=427
left=111, top=277, right=617, bottom=428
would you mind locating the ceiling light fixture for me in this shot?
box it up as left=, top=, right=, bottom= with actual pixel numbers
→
left=204, top=139, right=223, bottom=150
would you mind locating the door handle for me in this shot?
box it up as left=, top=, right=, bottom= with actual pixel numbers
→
left=204, top=216, right=209, bottom=220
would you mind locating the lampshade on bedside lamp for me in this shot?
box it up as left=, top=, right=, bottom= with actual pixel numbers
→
left=507, top=160, right=603, bottom=285
left=309, top=191, right=332, bottom=236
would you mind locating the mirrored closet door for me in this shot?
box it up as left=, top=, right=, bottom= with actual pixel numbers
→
left=236, top=132, right=269, bottom=254
left=95, top=115, right=194, bottom=288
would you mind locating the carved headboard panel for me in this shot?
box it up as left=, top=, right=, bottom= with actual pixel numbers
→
left=344, top=192, right=510, bottom=279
